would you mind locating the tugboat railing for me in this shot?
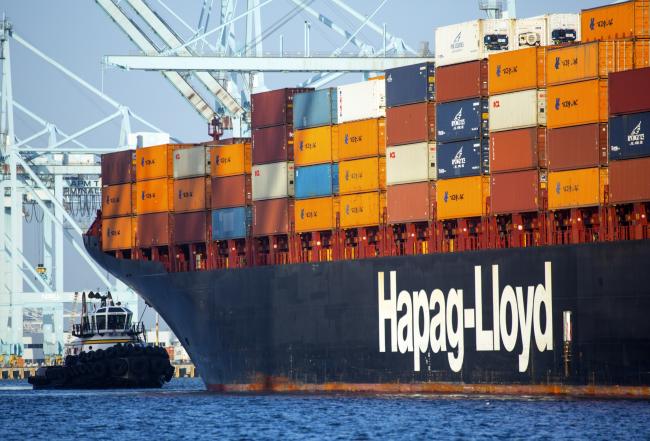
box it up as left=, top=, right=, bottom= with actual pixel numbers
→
left=71, top=321, right=146, bottom=340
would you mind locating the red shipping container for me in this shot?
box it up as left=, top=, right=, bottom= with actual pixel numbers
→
left=252, top=198, right=295, bottom=236
left=252, top=125, right=294, bottom=164
left=386, top=102, right=435, bottom=146
left=386, top=182, right=430, bottom=224
left=490, top=127, right=546, bottom=173
left=251, top=88, right=312, bottom=129
left=102, top=150, right=135, bottom=186
left=609, top=67, right=650, bottom=116
left=137, top=212, right=172, bottom=247
left=491, top=169, right=542, bottom=215
left=174, top=211, right=208, bottom=244
left=435, top=60, right=488, bottom=103
left=547, top=124, right=608, bottom=171
left=609, top=157, right=650, bottom=204
left=211, top=175, right=252, bottom=209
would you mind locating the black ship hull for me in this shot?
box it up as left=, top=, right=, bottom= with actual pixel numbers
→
left=86, top=238, right=650, bottom=397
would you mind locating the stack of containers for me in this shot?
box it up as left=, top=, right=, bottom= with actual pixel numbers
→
left=101, top=150, right=136, bottom=253
left=488, top=46, right=548, bottom=215
left=384, top=62, right=436, bottom=225
left=209, top=139, right=253, bottom=242
left=250, top=88, right=309, bottom=237
left=608, top=67, right=650, bottom=205
left=292, top=88, right=339, bottom=234
left=336, top=78, right=388, bottom=230
left=434, top=58, right=490, bottom=220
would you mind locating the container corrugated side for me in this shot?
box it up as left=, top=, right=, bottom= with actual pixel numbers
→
left=489, top=89, right=546, bottom=132
left=386, top=182, right=430, bottom=224
left=546, top=79, right=608, bottom=129
left=295, top=197, right=336, bottom=233
left=385, top=62, right=435, bottom=107
left=174, top=211, right=208, bottom=244
left=252, top=198, right=294, bottom=236
left=339, top=191, right=386, bottom=229
left=548, top=167, right=606, bottom=209
left=251, top=162, right=295, bottom=201
left=435, top=60, right=488, bottom=103
left=437, top=138, right=489, bottom=179
left=252, top=125, right=293, bottom=165
left=547, top=123, right=608, bottom=171
left=136, top=212, right=171, bottom=247
left=173, top=177, right=209, bottom=213
left=386, top=142, right=435, bottom=185
left=101, top=150, right=135, bottom=186
left=635, top=39, right=650, bottom=69
left=436, top=98, right=489, bottom=143
left=102, top=216, right=134, bottom=251
left=436, top=176, right=490, bottom=220
left=209, top=143, right=252, bottom=177
left=211, top=175, right=252, bottom=209
left=609, top=156, right=650, bottom=204
left=293, top=88, right=337, bottom=129
left=337, top=79, right=386, bottom=123
left=386, top=102, right=435, bottom=146
left=609, top=67, right=650, bottom=116
left=295, top=163, right=336, bottom=199
left=135, top=178, right=174, bottom=214
left=338, top=157, right=386, bottom=194
left=435, top=19, right=516, bottom=67
left=173, top=145, right=207, bottom=179
left=609, top=111, right=650, bottom=160
left=490, top=127, right=546, bottom=173
left=251, top=87, right=312, bottom=129
left=580, top=0, right=649, bottom=42
left=102, top=183, right=133, bottom=218
left=491, top=169, right=543, bottom=214
left=294, top=125, right=336, bottom=166
left=212, top=206, right=252, bottom=240
left=337, top=118, right=386, bottom=160
left=488, top=47, right=545, bottom=94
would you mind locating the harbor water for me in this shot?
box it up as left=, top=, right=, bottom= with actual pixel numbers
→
left=1, top=379, right=650, bottom=440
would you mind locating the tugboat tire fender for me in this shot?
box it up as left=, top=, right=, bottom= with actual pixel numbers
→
left=109, top=358, right=128, bottom=377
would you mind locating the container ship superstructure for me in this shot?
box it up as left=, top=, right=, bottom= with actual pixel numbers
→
left=86, top=1, right=650, bottom=397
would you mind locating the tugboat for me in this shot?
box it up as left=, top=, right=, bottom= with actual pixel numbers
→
left=29, top=292, right=174, bottom=389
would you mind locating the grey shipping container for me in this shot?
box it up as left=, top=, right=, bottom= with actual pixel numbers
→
left=609, top=111, right=650, bottom=161
left=293, top=88, right=338, bottom=129
left=436, top=98, right=489, bottom=143
left=385, top=62, right=435, bottom=107
left=173, top=145, right=207, bottom=179
left=437, top=138, right=488, bottom=179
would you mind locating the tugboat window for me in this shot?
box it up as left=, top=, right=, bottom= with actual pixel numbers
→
left=116, top=314, right=126, bottom=330
left=107, top=313, right=118, bottom=330
left=96, top=314, right=106, bottom=331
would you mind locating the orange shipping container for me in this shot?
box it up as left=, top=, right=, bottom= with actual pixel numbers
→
left=337, top=118, right=386, bottom=160
left=488, top=47, right=546, bottom=95
left=339, top=192, right=386, bottom=229
left=546, top=80, right=608, bottom=129
left=135, top=178, right=174, bottom=214
left=581, top=0, right=649, bottom=42
left=102, top=184, right=133, bottom=218
left=136, top=144, right=173, bottom=181
left=293, top=126, right=338, bottom=166
left=635, top=39, right=650, bottom=68
left=210, top=143, right=252, bottom=177
left=338, top=157, right=386, bottom=194
left=294, top=197, right=337, bottom=233
left=548, top=167, right=607, bottom=210
left=173, top=177, right=210, bottom=213
left=436, top=176, right=490, bottom=220
left=102, top=216, right=134, bottom=251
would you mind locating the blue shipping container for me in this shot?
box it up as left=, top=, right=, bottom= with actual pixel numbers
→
left=295, top=163, right=339, bottom=199
left=293, top=88, right=338, bottom=129
left=436, top=98, right=489, bottom=143
left=212, top=207, right=251, bottom=241
left=385, top=62, right=435, bottom=107
left=609, top=111, right=650, bottom=161
left=437, top=138, right=487, bottom=179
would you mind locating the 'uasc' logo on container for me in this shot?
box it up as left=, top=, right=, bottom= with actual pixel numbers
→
left=377, top=263, right=554, bottom=373
left=628, top=122, right=645, bottom=146
left=451, top=147, right=466, bottom=169
left=451, top=108, right=465, bottom=130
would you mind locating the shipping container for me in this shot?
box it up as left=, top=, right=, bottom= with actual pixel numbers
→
left=339, top=191, right=386, bottom=229
left=136, top=212, right=171, bottom=247
left=251, top=162, right=295, bottom=201
left=385, top=62, right=435, bottom=107
left=337, top=118, right=386, bottom=160
left=209, top=142, right=252, bottom=177
left=101, top=150, right=135, bottom=186
left=435, top=60, right=488, bottom=103
left=102, top=183, right=133, bottom=218
left=437, top=138, right=488, bottom=179
left=251, top=87, right=312, bottom=129
left=135, top=144, right=174, bottom=181
left=252, top=125, right=293, bottom=164
left=546, top=79, right=608, bottom=129
left=546, top=41, right=635, bottom=86
left=174, top=211, right=208, bottom=244
left=609, top=111, right=650, bottom=160
left=135, top=178, right=174, bottom=214
left=212, top=206, right=252, bottom=240
left=609, top=67, right=650, bottom=115
left=102, top=216, right=134, bottom=251
left=635, top=39, right=650, bottom=68
left=295, top=163, right=338, bottom=199
left=514, top=14, right=580, bottom=49
left=547, top=123, right=608, bottom=171
left=252, top=198, right=294, bottom=236
left=338, top=157, right=386, bottom=194
left=436, top=176, right=490, bottom=220
left=490, top=127, right=546, bottom=173
left=293, top=125, right=336, bottom=166
left=337, top=79, right=386, bottom=123
left=173, top=177, right=209, bottom=213
left=609, top=156, right=650, bottom=204
left=386, top=102, right=435, bottom=146
left=386, top=182, right=430, bottom=224
left=211, top=175, right=252, bottom=209
left=173, top=145, right=207, bottom=179
left=436, top=98, right=489, bottom=142
left=491, top=169, right=543, bottom=214
left=581, top=0, right=649, bottom=42
left=293, top=88, right=338, bottom=129
left=488, top=47, right=545, bottom=94
left=386, top=142, right=436, bottom=185
left=435, top=19, right=516, bottom=67
left=548, top=167, right=606, bottom=209
left=294, top=197, right=336, bottom=233
left=489, top=89, right=546, bottom=132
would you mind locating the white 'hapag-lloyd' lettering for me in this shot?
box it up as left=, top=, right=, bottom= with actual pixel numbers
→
left=378, top=262, right=553, bottom=373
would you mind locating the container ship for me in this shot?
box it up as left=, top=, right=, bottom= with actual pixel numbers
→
left=86, top=1, right=650, bottom=397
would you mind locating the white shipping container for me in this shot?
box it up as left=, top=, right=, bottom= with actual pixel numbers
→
left=435, top=19, right=516, bottom=67
left=173, top=145, right=207, bottom=179
left=252, top=161, right=295, bottom=201
left=515, top=14, right=580, bottom=49
left=337, top=79, right=386, bottom=123
left=386, top=142, right=436, bottom=185
left=489, top=89, right=546, bottom=132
